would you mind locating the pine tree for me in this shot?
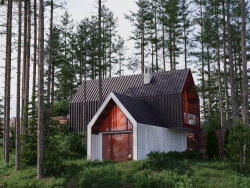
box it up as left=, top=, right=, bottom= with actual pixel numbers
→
left=124, top=0, right=152, bottom=73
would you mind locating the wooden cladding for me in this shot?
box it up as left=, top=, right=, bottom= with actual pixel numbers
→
left=187, top=130, right=225, bottom=158
left=70, top=69, right=200, bottom=132
left=70, top=93, right=184, bottom=132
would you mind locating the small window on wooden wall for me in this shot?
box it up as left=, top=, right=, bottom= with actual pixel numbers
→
left=100, top=105, right=133, bottom=132
left=183, top=78, right=199, bottom=126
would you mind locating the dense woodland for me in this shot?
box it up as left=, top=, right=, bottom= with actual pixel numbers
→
left=0, top=0, right=250, bottom=179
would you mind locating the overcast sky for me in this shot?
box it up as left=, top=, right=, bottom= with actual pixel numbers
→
left=0, top=0, right=191, bottom=118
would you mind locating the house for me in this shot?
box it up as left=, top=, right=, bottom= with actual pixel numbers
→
left=70, top=68, right=200, bottom=161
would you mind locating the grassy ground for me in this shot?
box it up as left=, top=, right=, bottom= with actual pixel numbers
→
left=1, top=140, right=250, bottom=187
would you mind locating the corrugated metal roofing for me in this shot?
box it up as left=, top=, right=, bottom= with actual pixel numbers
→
left=71, top=69, right=190, bottom=103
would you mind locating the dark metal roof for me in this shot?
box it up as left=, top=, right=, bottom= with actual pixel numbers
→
left=72, top=69, right=190, bottom=103
left=112, top=92, right=163, bottom=127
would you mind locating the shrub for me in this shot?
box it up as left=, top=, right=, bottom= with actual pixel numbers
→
left=147, top=149, right=203, bottom=161
left=183, top=149, right=203, bottom=160
left=224, top=120, right=250, bottom=172
left=224, top=129, right=230, bottom=158
left=9, top=127, right=16, bottom=153
left=67, top=131, right=85, bottom=154
left=43, top=136, right=64, bottom=176
left=206, top=130, right=219, bottom=159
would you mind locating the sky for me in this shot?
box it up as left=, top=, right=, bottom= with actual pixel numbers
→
left=0, top=0, right=192, bottom=118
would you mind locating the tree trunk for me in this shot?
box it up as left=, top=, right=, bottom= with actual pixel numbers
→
left=207, top=44, right=211, bottom=118
left=184, top=24, right=187, bottom=69
left=173, top=24, right=176, bottom=70
left=162, top=25, right=165, bottom=71
left=32, top=0, right=37, bottom=116
left=37, top=0, right=45, bottom=180
left=241, top=0, right=248, bottom=126
left=98, top=0, right=102, bottom=106
left=201, top=0, right=205, bottom=121
left=216, top=4, right=224, bottom=157
left=141, top=17, right=145, bottom=74
left=21, top=0, right=27, bottom=135
left=227, top=0, right=237, bottom=125
left=4, top=0, right=12, bottom=164
left=84, top=39, right=87, bottom=150
left=47, top=0, right=54, bottom=144
left=25, top=0, right=31, bottom=125
left=16, top=0, right=22, bottom=171
left=169, top=27, right=172, bottom=70
left=154, top=1, right=158, bottom=72
left=222, top=1, right=229, bottom=129
left=151, top=39, right=154, bottom=71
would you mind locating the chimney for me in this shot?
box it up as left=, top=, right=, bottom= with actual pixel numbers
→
left=144, top=67, right=152, bottom=84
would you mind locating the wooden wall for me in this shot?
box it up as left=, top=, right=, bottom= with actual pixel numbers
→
left=187, top=130, right=224, bottom=158
left=70, top=94, right=184, bottom=132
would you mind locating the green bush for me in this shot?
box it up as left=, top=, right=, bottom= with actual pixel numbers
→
left=224, top=129, right=230, bottom=158
left=43, top=136, right=65, bottom=176
left=66, top=131, right=85, bottom=154
left=183, top=149, right=203, bottom=160
left=9, top=127, right=16, bottom=153
left=224, top=120, right=250, bottom=171
left=147, top=149, right=203, bottom=161
left=206, top=130, right=219, bottom=159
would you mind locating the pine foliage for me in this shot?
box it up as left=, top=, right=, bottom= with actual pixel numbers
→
left=206, top=130, right=219, bottom=159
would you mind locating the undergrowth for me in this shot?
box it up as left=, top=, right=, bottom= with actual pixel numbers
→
left=1, top=139, right=250, bottom=187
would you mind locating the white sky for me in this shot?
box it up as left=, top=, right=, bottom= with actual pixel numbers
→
left=0, top=0, right=196, bottom=118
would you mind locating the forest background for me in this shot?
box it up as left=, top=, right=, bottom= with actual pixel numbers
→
left=1, top=0, right=250, bottom=180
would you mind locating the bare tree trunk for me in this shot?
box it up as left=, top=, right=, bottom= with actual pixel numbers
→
left=4, top=0, right=12, bottom=164
left=207, top=44, right=211, bottom=118
left=234, top=53, right=239, bottom=117
left=98, top=0, right=102, bottom=106
left=84, top=39, right=87, bottom=149
left=241, top=0, right=248, bottom=126
left=154, top=1, right=158, bottom=72
left=51, top=62, right=54, bottom=112
left=21, top=0, right=27, bottom=135
left=173, top=24, right=176, bottom=70
left=227, top=0, right=237, bottom=125
left=46, top=0, right=54, bottom=145
left=201, top=0, right=205, bottom=121
left=216, top=4, right=224, bottom=157
left=119, top=55, right=121, bottom=77
left=32, top=0, right=37, bottom=115
left=184, top=25, right=187, bottom=69
left=37, top=0, right=45, bottom=180
left=151, top=39, right=154, bottom=71
left=16, top=0, right=22, bottom=171
left=222, top=1, right=229, bottom=129
left=162, top=25, right=165, bottom=71
left=241, top=0, right=248, bottom=165
left=141, top=18, right=145, bottom=74
left=25, top=0, right=31, bottom=123
left=109, top=26, right=111, bottom=77
left=169, top=27, right=172, bottom=70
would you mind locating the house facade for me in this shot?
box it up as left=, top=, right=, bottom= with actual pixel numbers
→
left=70, top=68, right=200, bottom=161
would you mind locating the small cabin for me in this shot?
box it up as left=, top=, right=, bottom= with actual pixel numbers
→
left=70, top=68, right=200, bottom=161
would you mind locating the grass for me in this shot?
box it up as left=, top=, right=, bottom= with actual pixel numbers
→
left=1, top=139, right=250, bottom=187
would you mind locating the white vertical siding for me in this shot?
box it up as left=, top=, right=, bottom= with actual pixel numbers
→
left=91, top=134, right=102, bottom=161
left=137, top=123, right=187, bottom=160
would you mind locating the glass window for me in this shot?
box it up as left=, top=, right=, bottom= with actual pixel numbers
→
left=100, top=105, right=132, bottom=132
left=103, top=133, right=133, bottom=161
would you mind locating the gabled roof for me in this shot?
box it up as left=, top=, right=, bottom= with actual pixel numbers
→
left=112, top=92, right=162, bottom=127
left=72, top=69, right=190, bottom=103
left=89, top=92, right=163, bottom=135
